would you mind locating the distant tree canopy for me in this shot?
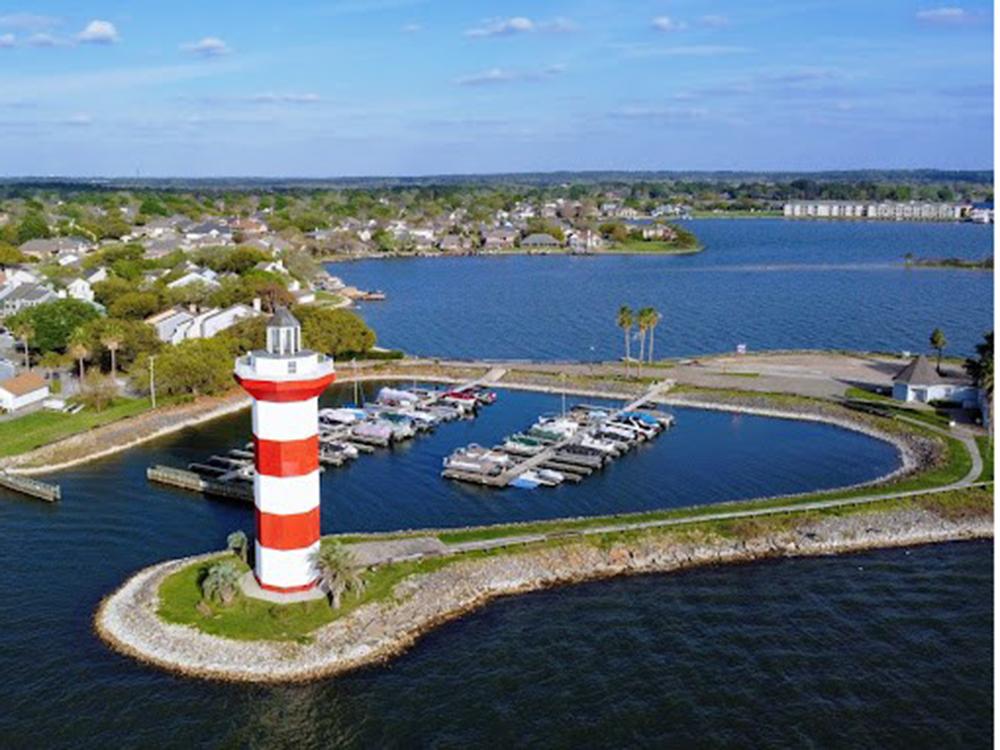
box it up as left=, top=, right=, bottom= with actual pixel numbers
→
left=16, top=212, right=51, bottom=244
left=0, top=242, right=26, bottom=265
left=7, top=298, right=101, bottom=353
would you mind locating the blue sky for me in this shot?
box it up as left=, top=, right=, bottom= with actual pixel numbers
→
left=0, top=1, right=993, bottom=176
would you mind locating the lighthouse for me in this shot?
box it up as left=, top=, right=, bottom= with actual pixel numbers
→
left=234, top=308, right=335, bottom=595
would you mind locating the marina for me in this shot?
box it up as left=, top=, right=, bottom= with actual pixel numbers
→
left=442, top=385, right=674, bottom=489
left=145, top=379, right=499, bottom=500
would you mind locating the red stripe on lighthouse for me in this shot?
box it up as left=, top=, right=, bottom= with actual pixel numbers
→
left=256, top=507, right=321, bottom=550
left=253, top=435, right=320, bottom=476
left=234, top=372, right=335, bottom=402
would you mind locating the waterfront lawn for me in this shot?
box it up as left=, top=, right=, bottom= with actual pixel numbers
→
left=976, top=436, right=994, bottom=482
left=0, top=397, right=152, bottom=458
left=845, top=387, right=953, bottom=429
left=605, top=239, right=701, bottom=254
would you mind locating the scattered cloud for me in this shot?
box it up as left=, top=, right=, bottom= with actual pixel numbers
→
left=624, top=44, right=751, bottom=58
left=401, top=22, right=422, bottom=33
left=182, top=36, right=231, bottom=57
left=0, top=33, right=14, bottom=48
left=915, top=6, right=977, bottom=24
left=465, top=16, right=576, bottom=38
left=77, top=20, right=119, bottom=44
left=610, top=105, right=708, bottom=121
left=64, top=113, right=93, bottom=126
left=651, top=16, right=687, bottom=32
left=699, top=14, right=730, bottom=28
left=455, top=64, right=565, bottom=86
left=761, top=68, right=840, bottom=84
left=247, top=92, right=321, bottom=104
left=26, top=32, right=59, bottom=48
left=0, top=13, right=60, bottom=31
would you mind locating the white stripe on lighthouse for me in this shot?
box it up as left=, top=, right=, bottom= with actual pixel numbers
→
left=255, top=541, right=320, bottom=589
left=254, top=471, right=321, bottom=515
left=252, top=398, right=319, bottom=442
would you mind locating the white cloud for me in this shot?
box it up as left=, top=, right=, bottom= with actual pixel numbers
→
left=248, top=92, right=321, bottom=103
left=77, top=20, right=119, bottom=44
left=456, top=64, right=565, bottom=86
left=624, top=44, right=751, bottom=58
left=0, top=13, right=59, bottom=30
left=0, top=33, right=14, bottom=48
left=182, top=36, right=231, bottom=57
left=64, top=113, right=93, bottom=126
left=651, top=16, right=687, bottom=32
left=611, top=105, right=707, bottom=121
left=541, top=17, right=578, bottom=33
left=401, top=22, right=422, bottom=33
left=26, top=32, right=59, bottom=47
left=915, top=7, right=977, bottom=24
left=699, top=14, right=730, bottom=28
left=465, top=16, right=534, bottom=37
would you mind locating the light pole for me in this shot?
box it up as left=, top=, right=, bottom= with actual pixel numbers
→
left=148, top=355, right=157, bottom=409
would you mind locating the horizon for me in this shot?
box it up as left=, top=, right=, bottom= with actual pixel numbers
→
left=0, top=1, right=993, bottom=176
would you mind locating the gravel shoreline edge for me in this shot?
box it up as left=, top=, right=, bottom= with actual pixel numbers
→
left=94, top=507, right=992, bottom=684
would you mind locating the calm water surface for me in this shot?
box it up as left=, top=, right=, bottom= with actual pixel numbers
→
left=334, top=219, right=994, bottom=360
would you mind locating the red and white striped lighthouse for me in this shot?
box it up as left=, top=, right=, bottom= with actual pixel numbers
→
left=234, top=308, right=335, bottom=595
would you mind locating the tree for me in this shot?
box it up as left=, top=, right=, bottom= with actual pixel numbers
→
left=67, top=332, right=91, bottom=381
left=16, top=212, right=51, bottom=244
left=636, top=307, right=656, bottom=376
left=648, top=308, right=662, bottom=363
left=965, top=331, right=994, bottom=437
left=0, top=242, right=26, bottom=266
left=137, top=337, right=236, bottom=397
left=296, top=306, right=376, bottom=356
left=929, top=328, right=948, bottom=374
left=313, top=543, right=366, bottom=610
left=7, top=298, right=100, bottom=354
left=616, top=305, right=634, bottom=376
left=37, top=351, right=66, bottom=389
left=200, top=560, right=242, bottom=607
left=79, top=371, right=118, bottom=412
left=100, top=320, right=127, bottom=381
left=226, top=530, right=249, bottom=564
left=8, top=316, right=33, bottom=369
left=109, top=291, right=162, bottom=320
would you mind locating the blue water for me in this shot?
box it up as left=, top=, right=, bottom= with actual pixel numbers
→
left=334, top=219, right=994, bottom=360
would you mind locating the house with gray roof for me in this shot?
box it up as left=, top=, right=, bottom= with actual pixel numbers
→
left=0, top=283, right=57, bottom=317
left=892, top=354, right=979, bottom=406
left=520, top=232, right=562, bottom=248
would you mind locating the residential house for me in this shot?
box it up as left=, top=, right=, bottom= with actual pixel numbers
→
left=185, top=221, right=232, bottom=243
left=0, top=283, right=57, bottom=317
left=482, top=228, right=519, bottom=250
left=65, top=277, right=94, bottom=303
left=167, top=268, right=221, bottom=290
left=520, top=232, right=562, bottom=249
left=0, top=357, right=16, bottom=381
left=891, top=355, right=979, bottom=406
left=438, top=234, right=470, bottom=252
left=19, top=236, right=92, bottom=260
left=568, top=229, right=605, bottom=253
left=146, top=304, right=258, bottom=344
left=0, top=370, right=49, bottom=412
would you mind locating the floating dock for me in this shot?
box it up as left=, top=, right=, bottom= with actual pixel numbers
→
left=147, top=465, right=253, bottom=502
left=0, top=472, right=61, bottom=502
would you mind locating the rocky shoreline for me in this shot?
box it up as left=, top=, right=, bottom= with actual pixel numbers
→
left=94, top=504, right=991, bottom=684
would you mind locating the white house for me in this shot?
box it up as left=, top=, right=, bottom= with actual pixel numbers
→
left=0, top=371, right=49, bottom=412
left=145, top=308, right=195, bottom=343
left=167, top=268, right=221, bottom=290
left=892, top=355, right=979, bottom=406
left=146, top=304, right=257, bottom=344
left=66, top=277, right=95, bottom=303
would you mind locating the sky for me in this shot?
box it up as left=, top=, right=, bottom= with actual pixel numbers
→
left=0, top=1, right=993, bottom=176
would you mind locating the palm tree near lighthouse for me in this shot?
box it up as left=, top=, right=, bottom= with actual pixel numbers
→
left=314, top=543, right=367, bottom=610
left=648, top=308, right=662, bottom=363
left=617, top=305, right=634, bottom=377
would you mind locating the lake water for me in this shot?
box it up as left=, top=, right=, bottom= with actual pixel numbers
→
left=0, top=384, right=919, bottom=747
left=333, top=219, right=994, bottom=360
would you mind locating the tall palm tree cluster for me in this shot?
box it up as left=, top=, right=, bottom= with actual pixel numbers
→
left=964, top=331, right=994, bottom=438
left=616, top=305, right=662, bottom=377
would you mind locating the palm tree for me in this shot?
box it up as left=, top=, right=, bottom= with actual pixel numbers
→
left=929, top=328, right=948, bottom=375
left=68, top=334, right=91, bottom=382
left=647, top=308, right=662, bottom=363
left=616, top=305, right=634, bottom=377
left=200, top=560, right=242, bottom=606
left=10, top=318, right=33, bottom=370
left=965, top=331, right=994, bottom=439
left=636, top=307, right=656, bottom=378
left=313, top=543, right=367, bottom=610
left=100, top=322, right=125, bottom=381
left=226, top=530, right=249, bottom=564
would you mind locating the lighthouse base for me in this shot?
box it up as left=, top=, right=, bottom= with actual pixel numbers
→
left=238, top=571, right=327, bottom=604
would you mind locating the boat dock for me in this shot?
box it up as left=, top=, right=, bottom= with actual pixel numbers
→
left=443, top=382, right=674, bottom=489
left=0, top=472, right=61, bottom=502
left=147, top=465, right=253, bottom=502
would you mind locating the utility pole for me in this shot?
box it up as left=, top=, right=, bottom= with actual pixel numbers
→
left=149, top=355, right=157, bottom=409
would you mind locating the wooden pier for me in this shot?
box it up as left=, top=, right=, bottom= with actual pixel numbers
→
left=147, top=465, right=253, bottom=502
left=0, top=472, right=61, bottom=502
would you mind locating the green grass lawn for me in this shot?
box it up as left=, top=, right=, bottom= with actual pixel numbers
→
left=0, top=397, right=153, bottom=458
left=844, top=387, right=954, bottom=429
left=314, top=290, right=346, bottom=307
left=605, top=239, right=702, bottom=254
left=976, top=436, right=994, bottom=482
